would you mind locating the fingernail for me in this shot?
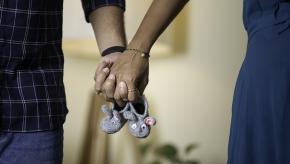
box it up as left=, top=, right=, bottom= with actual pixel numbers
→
left=103, top=68, right=109, bottom=73
left=119, top=81, right=126, bottom=88
left=109, top=74, right=115, bottom=80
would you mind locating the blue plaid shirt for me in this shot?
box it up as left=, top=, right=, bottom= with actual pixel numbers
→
left=0, top=0, right=125, bottom=132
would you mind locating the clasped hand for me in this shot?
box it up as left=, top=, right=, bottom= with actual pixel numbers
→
left=94, top=51, right=149, bottom=107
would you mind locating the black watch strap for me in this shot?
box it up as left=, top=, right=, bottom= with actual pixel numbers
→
left=101, top=46, right=126, bottom=57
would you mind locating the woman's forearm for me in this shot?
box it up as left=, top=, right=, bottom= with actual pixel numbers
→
left=128, top=0, right=189, bottom=53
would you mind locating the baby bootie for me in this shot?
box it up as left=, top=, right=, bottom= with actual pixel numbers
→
left=123, top=96, right=156, bottom=138
left=100, top=102, right=130, bottom=134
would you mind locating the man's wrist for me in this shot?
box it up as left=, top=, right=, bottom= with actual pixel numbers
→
left=101, top=46, right=126, bottom=57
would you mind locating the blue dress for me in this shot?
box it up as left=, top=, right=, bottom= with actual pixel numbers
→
left=228, top=0, right=290, bottom=163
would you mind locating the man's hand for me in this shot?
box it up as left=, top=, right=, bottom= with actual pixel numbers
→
left=94, top=52, right=120, bottom=96
left=101, top=51, right=149, bottom=106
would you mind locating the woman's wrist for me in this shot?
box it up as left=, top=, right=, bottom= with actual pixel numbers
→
left=128, top=38, right=152, bottom=54
left=124, top=48, right=150, bottom=59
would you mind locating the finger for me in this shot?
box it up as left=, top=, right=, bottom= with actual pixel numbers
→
left=102, top=74, right=116, bottom=102
left=95, top=67, right=110, bottom=94
left=94, top=61, right=109, bottom=81
left=118, top=81, right=128, bottom=101
left=114, top=89, right=126, bottom=107
left=127, top=82, right=141, bottom=102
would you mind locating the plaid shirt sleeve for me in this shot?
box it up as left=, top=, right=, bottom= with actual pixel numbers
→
left=81, top=0, right=126, bottom=22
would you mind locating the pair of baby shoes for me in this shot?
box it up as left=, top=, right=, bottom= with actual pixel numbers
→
left=100, top=95, right=156, bottom=138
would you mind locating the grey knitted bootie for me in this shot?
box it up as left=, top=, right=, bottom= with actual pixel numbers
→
left=123, top=96, right=156, bottom=138
left=100, top=102, right=130, bottom=134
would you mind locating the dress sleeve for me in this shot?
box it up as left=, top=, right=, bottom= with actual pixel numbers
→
left=81, top=0, right=126, bottom=23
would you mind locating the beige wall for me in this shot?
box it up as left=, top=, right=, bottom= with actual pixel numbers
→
left=63, top=0, right=169, bottom=42
left=62, top=0, right=248, bottom=164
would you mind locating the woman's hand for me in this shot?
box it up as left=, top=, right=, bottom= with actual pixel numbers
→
left=101, top=50, right=149, bottom=106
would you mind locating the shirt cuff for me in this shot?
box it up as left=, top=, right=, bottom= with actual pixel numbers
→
left=81, top=0, right=126, bottom=23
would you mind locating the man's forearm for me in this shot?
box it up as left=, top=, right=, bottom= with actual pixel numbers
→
left=128, top=0, right=189, bottom=53
left=89, top=6, right=127, bottom=53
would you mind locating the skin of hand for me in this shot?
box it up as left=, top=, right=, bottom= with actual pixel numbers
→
left=94, top=52, right=141, bottom=107
left=101, top=50, right=149, bottom=107
left=94, top=52, right=121, bottom=96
